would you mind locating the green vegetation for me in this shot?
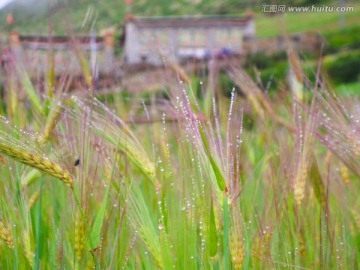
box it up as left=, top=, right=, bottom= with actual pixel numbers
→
left=324, top=25, right=360, bottom=54
left=335, top=80, right=360, bottom=95
left=324, top=50, right=360, bottom=83
left=255, top=2, right=360, bottom=37
left=244, top=23, right=360, bottom=93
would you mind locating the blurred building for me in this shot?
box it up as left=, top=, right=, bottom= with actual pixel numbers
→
left=2, top=29, right=115, bottom=78
left=122, top=14, right=255, bottom=65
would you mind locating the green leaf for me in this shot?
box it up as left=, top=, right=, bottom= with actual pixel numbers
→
left=88, top=178, right=111, bottom=250
left=198, top=123, right=227, bottom=191
left=17, top=67, right=43, bottom=115
left=209, top=155, right=226, bottom=191
left=208, top=200, right=218, bottom=257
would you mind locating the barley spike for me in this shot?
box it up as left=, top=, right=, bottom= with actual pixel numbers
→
left=0, top=221, right=14, bottom=249
left=0, top=142, right=73, bottom=187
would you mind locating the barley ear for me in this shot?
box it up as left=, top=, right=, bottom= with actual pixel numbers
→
left=339, top=165, right=350, bottom=187
left=42, top=101, right=63, bottom=143
left=28, top=190, right=40, bottom=209
left=294, top=161, right=307, bottom=206
left=75, top=212, right=85, bottom=261
left=229, top=211, right=244, bottom=270
left=0, top=142, right=73, bottom=187
left=0, top=221, right=14, bottom=249
left=138, top=226, right=163, bottom=269
left=21, top=169, right=41, bottom=188
left=0, top=154, right=5, bottom=164
left=23, top=231, right=34, bottom=266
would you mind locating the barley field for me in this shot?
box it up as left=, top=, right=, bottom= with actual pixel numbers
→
left=0, top=32, right=359, bottom=270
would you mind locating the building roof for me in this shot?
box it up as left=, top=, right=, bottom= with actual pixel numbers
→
left=19, top=35, right=104, bottom=44
left=17, top=35, right=104, bottom=51
left=126, top=15, right=253, bottom=28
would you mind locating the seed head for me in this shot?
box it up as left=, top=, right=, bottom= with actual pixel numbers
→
left=0, top=221, right=14, bottom=249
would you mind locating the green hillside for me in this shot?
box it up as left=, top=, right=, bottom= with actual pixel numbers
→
left=0, top=0, right=250, bottom=34
left=255, top=2, right=360, bottom=36
left=1, top=0, right=359, bottom=36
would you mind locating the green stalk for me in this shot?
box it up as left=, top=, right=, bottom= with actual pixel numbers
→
left=223, top=196, right=229, bottom=269
left=12, top=225, right=18, bottom=269
left=34, top=177, right=43, bottom=270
